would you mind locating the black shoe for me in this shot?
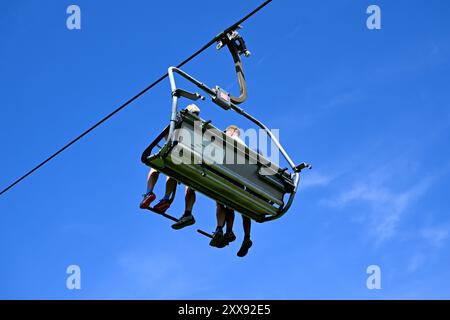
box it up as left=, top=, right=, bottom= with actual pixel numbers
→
left=171, top=215, right=195, bottom=230
left=209, top=229, right=226, bottom=248
left=237, top=238, right=253, bottom=257
left=224, top=231, right=236, bottom=244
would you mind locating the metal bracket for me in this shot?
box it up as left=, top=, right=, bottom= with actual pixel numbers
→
left=199, top=165, right=207, bottom=177
left=202, top=120, right=212, bottom=134
left=173, top=88, right=205, bottom=101
left=294, top=163, right=313, bottom=173
left=216, top=25, right=251, bottom=57
left=212, top=87, right=232, bottom=110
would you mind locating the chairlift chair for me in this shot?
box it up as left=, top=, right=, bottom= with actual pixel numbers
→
left=141, top=27, right=310, bottom=227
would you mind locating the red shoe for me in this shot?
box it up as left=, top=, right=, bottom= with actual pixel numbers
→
left=139, top=192, right=156, bottom=209
left=152, top=199, right=171, bottom=213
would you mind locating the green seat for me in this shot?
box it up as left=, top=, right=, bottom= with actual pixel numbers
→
left=142, top=110, right=295, bottom=223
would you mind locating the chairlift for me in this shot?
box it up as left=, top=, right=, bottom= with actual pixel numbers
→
left=141, top=26, right=311, bottom=235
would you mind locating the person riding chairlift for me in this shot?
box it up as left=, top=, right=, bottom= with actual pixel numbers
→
left=209, top=125, right=253, bottom=257
left=139, top=104, right=201, bottom=230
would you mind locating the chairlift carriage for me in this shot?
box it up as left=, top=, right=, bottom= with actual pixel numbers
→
left=141, top=26, right=311, bottom=237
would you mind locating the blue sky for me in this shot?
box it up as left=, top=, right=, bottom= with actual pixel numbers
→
left=1, top=0, right=450, bottom=299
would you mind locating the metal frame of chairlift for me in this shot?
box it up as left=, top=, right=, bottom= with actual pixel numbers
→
left=141, top=27, right=311, bottom=238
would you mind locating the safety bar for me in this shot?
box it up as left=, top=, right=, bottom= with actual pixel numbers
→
left=141, top=125, right=170, bottom=164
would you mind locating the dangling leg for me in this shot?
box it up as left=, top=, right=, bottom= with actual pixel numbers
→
left=172, top=187, right=196, bottom=230
left=184, top=187, right=196, bottom=213
left=242, top=215, right=251, bottom=238
left=164, top=177, right=177, bottom=199
left=216, top=203, right=227, bottom=229
left=209, top=203, right=227, bottom=248
left=147, top=169, right=159, bottom=194
left=153, top=177, right=177, bottom=213
left=224, top=209, right=236, bottom=244
left=139, top=169, right=158, bottom=209
left=237, top=215, right=253, bottom=257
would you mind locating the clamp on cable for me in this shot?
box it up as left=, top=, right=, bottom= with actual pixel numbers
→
left=216, top=25, right=251, bottom=57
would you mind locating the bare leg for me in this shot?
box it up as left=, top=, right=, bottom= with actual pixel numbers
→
left=164, top=176, right=177, bottom=198
left=140, top=169, right=159, bottom=209
left=152, top=176, right=176, bottom=213
left=146, top=169, right=160, bottom=193
left=170, top=187, right=196, bottom=230
left=184, top=187, right=196, bottom=213
left=225, top=209, right=235, bottom=234
left=216, top=203, right=227, bottom=228
left=209, top=203, right=228, bottom=248
left=242, top=215, right=251, bottom=239
left=237, top=215, right=253, bottom=257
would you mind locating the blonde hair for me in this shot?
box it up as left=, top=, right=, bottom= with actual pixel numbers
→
left=225, top=124, right=240, bottom=136
left=186, top=104, right=200, bottom=114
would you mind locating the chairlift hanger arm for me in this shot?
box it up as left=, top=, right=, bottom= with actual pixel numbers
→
left=167, top=66, right=299, bottom=177
left=216, top=27, right=251, bottom=105
left=166, top=17, right=308, bottom=221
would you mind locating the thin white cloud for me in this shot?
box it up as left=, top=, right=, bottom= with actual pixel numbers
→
left=299, top=171, right=334, bottom=189
left=319, top=90, right=362, bottom=111
left=284, top=25, right=301, bottom=40
left=406, top=252, right=427, bottom=274
left=420, top=225, right=450, bottom=248
left=115, top=251, right=212, bottom=299
left=279, top=89, right=363, bottom=130
left=404, top=224, right=450, bottom=274
left=327, top=174, right=435, bottom=243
